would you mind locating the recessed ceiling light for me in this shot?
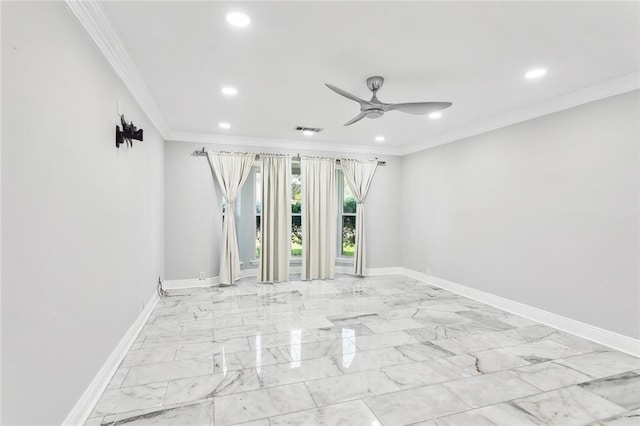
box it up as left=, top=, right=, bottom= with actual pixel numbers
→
left=302, top=130, right=314, bottom=136
left=221, top=86, right=238, bottom=97
left=226, top=12, right=250, bottom=28
left=218, top=122, right=231, bottom=130
left=525, top=68, right=547, bottom=79
left=375, top=135, right=385, bottom=142
left=428, top=112, right=442, bottom=119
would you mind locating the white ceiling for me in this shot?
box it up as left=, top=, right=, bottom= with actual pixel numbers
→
left=95, top=1, right=640, bottom=155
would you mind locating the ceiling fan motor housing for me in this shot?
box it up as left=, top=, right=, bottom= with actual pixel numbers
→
left=365, top=108, right=384, bottom=118
left=366, top=76, right=384, bottom=92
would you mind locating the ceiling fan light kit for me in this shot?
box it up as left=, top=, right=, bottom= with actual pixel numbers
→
left=326, top=75, right=453, bottom=126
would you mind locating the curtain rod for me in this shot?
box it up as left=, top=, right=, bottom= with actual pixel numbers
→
left=190, top=147, right=387, bottom=166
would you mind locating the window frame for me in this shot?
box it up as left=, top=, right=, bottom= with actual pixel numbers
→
left=336, top=169, right=356, bottom=259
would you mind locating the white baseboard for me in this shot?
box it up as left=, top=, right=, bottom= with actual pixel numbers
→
left=366, top=267, right=403, bottom=276
left=163, top=276, right=220, bottom=290
left=398, top=267, right=640, bottom=358
left=62, top=290, right=159, bottom=425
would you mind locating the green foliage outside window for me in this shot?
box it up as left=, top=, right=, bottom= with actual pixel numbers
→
left=342, top=195, right=356, bottom=256
left=291, top=175, right=302, bottom=255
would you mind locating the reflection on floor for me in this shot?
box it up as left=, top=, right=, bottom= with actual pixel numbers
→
left=86, top=275, right=640, bottom=425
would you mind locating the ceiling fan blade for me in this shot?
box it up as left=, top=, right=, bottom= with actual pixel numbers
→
left=325, top=83, right=370, bottom=106
left=383, top=101, right=452, bottom=115
left=343, top=112, right=369, bottom=126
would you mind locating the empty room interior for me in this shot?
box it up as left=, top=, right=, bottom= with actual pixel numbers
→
left=2, top=1, right=640, bottom=425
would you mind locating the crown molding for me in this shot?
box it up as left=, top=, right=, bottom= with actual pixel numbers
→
left=166, top=130, right=403, bottom=156
left=65, top=0, right=638, bottom=157
left=65, top=0, right=169, bottom=136
left=400, top=71, right=640, bottom=156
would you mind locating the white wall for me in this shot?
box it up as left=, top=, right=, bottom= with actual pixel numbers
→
left=401, top=90, right=640, bottom=339
left=164, top=141, right=221, bottom=279
left=164, top=141, right=402, bottom=279
left=1, top=2, right=165, bottom=424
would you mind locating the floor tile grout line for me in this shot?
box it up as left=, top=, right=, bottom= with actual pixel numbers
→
left=302, top=381, right=319, bottom=408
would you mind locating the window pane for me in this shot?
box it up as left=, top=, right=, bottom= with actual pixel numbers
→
left=222, top=202, right=226, bottom=222
left=292, top=215, right=302, bottom=256
left=255, top=171, right=261, bottom=214
left=342, top=215, right=356, bottom=256
left=291, top=169, right=302, bottom=256
left=291, top=174, right=301, bottom=214
left=343, top=176, right=356, bottom=213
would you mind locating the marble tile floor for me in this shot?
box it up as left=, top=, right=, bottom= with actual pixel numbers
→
left=86, top=275, right=640, bottom=425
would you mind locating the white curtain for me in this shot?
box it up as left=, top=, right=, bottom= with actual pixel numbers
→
left=259, top=155, right=292, bottom=283
left=206, top=151, right=255, bottom=285
left=301, top=157, right=336, bottom=280
left=341, top=159, right=378, bottom=276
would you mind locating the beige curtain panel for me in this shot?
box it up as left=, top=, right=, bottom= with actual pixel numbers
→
left=341, top=159, right=378, bottom=276
left=206, top=151, right=256, bottom=285
left=301, top=157, right=336, bottom=280
left=259, top=155, right=292, bottom=283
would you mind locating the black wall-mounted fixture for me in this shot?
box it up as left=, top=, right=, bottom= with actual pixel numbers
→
left=116, top=115, right=143, bottom=148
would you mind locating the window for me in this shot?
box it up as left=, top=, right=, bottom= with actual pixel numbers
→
left=338, top=170, right=356, bottom=257
left=254, top=165, right=303, bottom=259
left=255, top=166, right=356, bottom=259
left=291, top=166, right=302, bottom=256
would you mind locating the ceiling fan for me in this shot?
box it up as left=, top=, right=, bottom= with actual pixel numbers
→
left=325, top=76, right=452, bottom=126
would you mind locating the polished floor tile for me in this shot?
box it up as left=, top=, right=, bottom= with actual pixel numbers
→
left=365, top=384, right=470, bottom=425
left=86, top=274, right=640, bottom=425
left=382, top=358, right=464, bottom=389
left=213, top=382, right=316, bottom=425
left=269, top=400, right=379, bottom=425
left=556, top=351, right=640, bottom=378
left=419, top=402, right=543, bottom=426
left=122, top=357, right=214, bottom=387
left=512, top=361, right=592, bottom=391
left=103, top=399, right=214, bottom=425
left=441, top=370, right=540, bottom=408
left=513, top=385, right=627, bottom=426
left=579, top=371, right=640, bottom=410
left=92, top=382, right=167, bottom=417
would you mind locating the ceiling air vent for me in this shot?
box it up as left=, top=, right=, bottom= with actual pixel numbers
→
left=295, top=126, right=323, bottom=133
